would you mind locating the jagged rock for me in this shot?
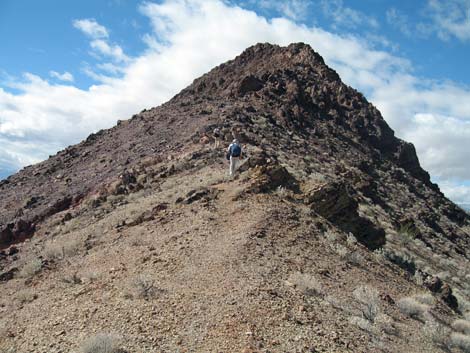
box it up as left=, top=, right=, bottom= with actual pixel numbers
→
left=306, top=181, right=385, bottom=249
left=177, top=188, right=219, bottom=204
left=0, top=268, right=17, bottom=282
left=0, top=226, right=13, bottom=247
left=424, top=276, right=442, bottom=293
left=247, top=163, right=297, bottom=193
left=45, top=197, right=73, bottom=218
left=127, top=203, right=168, bottom=226
left=395, top=142, right=432, bottom=186
left=238, top=75, right=264, bottom=96
left=439, top=283, right=458, bottom=310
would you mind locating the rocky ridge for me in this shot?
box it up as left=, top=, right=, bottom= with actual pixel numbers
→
left=0, top=43, right=469, bottom=352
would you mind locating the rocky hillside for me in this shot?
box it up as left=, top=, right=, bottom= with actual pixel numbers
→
left=1, top=43, right=469, bottom=353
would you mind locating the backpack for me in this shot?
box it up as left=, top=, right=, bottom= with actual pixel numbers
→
left=231, top=143, right=241, bottom=157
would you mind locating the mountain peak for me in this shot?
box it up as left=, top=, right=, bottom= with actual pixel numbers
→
left=1, top=44, right=470, bottom=352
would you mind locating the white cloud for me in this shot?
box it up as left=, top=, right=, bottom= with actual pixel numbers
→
left=1, top=0, right=470, bottom=205
left=386, top=8, right=412, bottom=37
left=255, top=0, right=311, bottom=21
left=90, top=39, right=129, bottom=62
left=73, top=18, right=109, bottom=39
left=422, top=0, right=470, bottom=41
left=438, top=181, right=470, bottom=206
left=49, top=71, right=74, bottom=82
left=320, top=0, right=379, bottom=29
left=73, top=18, right=130, bottom=64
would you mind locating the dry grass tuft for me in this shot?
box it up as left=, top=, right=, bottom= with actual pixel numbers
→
left=44, top=237, right=83, bottom=260
left=15, top=289, right=37, bottom=304
left=130, top=276, right=159, bottom=300
left=80, top=333, right=121, bottom=353
left=18, top=258, right=42, bottom=279
left=422, top=319, right=451, bottom=349
left=453, top=319, right=470, bottom=335
left=397, top=297, right=429, bottom=319
left=353, top=286, right=380, bottom=322
left=288, top=272, right=323, bottom=297
left=450, top=332, right=470, bottom=352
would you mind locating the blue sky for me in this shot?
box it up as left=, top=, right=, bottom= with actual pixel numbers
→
left=1, top=0, right=470, bottom=205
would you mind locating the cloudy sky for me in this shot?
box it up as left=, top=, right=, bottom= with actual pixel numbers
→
left=1, top=0, right=470, bottom=205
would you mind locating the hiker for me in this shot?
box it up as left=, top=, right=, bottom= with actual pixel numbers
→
left=213, top=127, right=221, bottom=149
left=226, top=139, right=242, bottom=176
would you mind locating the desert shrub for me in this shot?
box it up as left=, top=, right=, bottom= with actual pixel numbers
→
left=439, top=257, right=458, bottom=271
left=414, top=293, right=436, bottom=306
left=18, top=258, right=42, bottom=279
left=334, top=243, right=363, bottom=264
left=453, top=320, right=470, bottom=334
left=436, top=271, right=451, bottom=281
left=324, top=230, right=340, bottom=243
left=346, top=233, right=357, bottom=246
left=383, top=249, right=416, bottom=274
left=347, top=251, right=364, bottom=265
left=454, top=290, right=470, bottom=313
left=334, top=244, right=348, bottom=258
left=423, top=319, right=451, bottom=349
left=15, top=289, right=37, bottom=304
left=81, top=270, right=100, bottom=283
left=131, top=276, right=158, bottom=300
left=0, top=321, right=10, bottom=341
left=397, top=224, right=418, bottom=245
left=44, top=237, right=82, bottom=260
left=80, top=333, right=121, bottom=353
left=353, top=286, right=380, bottom=322
left=288, top=272, right=323, bottom=297
left=413, top=271, right=424, bottom=286
left=376, top=314, right=398, bottom=336
left=349, top=316, right=374, bottom=333
left=397, top=297, right=429, bottom=319
left=373, top=248, right=387, bottom=263
left=324, top=295, right=344, bottom=310
left=450, top=332, right=470, bottom=352
left=61, top=272, right=83, bottom=285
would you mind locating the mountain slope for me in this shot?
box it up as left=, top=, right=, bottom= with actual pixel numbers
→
left=1, top=43, right=469, bottom=353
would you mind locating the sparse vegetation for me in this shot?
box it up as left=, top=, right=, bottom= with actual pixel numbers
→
left=15, top=289, right=37, bottom=304
left=453, top=319, right=470, bottom=334
left=349, top=316, right=374, bottom=333
left=450, top=332, right=470, bottom=352
left=61, top=272, right=83, bottom=285
left=397, top=297, right=430, bottom=319
left=18, top=257, right=42, bottom=279
left=346, top=233, right=357, bottom=246
left=324, top=230, right=340, bottom=243
left=413, top=293, right=436, bottom=306
left=44, top=237, right=83, bottom=260
left=288, top=272, right=323, bottom=297
left=131, top=276, right=158, bottom=300
left=397, top=223, right=418, bottom=245
left=80, top=333, right=121, bottom=353
left=375, top=314, right=398, bottom=336
left=422, top=319, right=450, bottom=349
left=353, top=286, right=380, bottom=322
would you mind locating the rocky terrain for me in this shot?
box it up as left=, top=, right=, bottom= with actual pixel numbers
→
left=1, top=43, right=469, bottom=353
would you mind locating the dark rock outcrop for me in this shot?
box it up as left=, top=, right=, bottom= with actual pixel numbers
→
left=306, top=181, right=386, bottom=250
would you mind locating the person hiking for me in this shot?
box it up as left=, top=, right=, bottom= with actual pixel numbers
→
left=213, top=127, right=221, bottom=149
left=227, top=139, right=242, bottom=176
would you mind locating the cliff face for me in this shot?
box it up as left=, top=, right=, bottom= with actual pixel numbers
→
left=0, top=43, right=469, bottom=352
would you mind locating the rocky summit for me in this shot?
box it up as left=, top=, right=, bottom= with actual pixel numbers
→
left=1, top=43, right=469, bottom=353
